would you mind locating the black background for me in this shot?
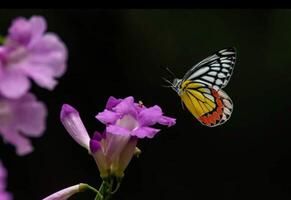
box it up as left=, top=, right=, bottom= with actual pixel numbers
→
left=0, top=9, right=291, bottom=200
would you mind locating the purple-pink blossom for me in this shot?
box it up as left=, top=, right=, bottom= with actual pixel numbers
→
left=96, top=96, right=176, bottom=138
left=0, top=93, right=47, bottom=155
left=60, top=104, right=90, bottom=150
left=0, top=16, right=67, bottom=99
left=42, top=184, right=85, bottom=200
left=0, top=161, right=12, bottom=200
left=60, top=96, right=176, bottom=178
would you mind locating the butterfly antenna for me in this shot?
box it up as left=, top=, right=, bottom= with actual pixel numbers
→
left=161, top=77, right=174, bottom=87
left=165, top=67, right=176, bottom=78
left=161, top=67, right=177, bottom=91
left=162, top=77, right=172, bottom=85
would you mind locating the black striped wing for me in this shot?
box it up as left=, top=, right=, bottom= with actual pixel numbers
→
left=182, top=47, right=236, bottom=91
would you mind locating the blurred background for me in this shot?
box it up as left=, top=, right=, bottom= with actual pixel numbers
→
left=0, top=9, right=290, bottom=200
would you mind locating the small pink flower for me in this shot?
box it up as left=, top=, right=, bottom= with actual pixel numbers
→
left=42, top=184, right=85, bottom=200
left=0, top=93, right=47, bottom=155
left=60, top=104, right=90, bottom=150
left=0, top=16, right=67, bottom=99
left=60, top=96, right=176, bottom=178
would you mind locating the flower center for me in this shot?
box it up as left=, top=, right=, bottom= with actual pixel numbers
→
left=116, top=114, right=139, bottom=131
left=5, top=46, right=28, bottom=69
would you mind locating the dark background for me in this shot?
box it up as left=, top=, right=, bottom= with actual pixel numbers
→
left=0, top=9, right=290, bottom=200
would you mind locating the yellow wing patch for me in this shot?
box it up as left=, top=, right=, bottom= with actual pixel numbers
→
left=188, top=89, right=205, bottom=102
left=180, top=91, right=199, bottom=118
left=205, top=98, right=215, bottom=109
left=199, top=100, right=210, bottom=113
left=181, top=80, right=202, bottom=90
left=205, top=102, right=214, bottom=111
left=179, top=82, right=217, bottom=119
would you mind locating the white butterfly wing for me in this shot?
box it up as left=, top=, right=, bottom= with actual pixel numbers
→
left=182, top=47, right=236, bottom=91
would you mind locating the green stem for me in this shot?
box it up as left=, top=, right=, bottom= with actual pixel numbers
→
left=110, top=182, right=121, bottom=194
left=0, top=35, right=5, bottom=45
left=94, top=176, right=123, bottom=200
left=79, top=184, right=103, bottom=199
left=94, top=180, right=111, bottom=200
left=84, top=184, right=99, bottom=193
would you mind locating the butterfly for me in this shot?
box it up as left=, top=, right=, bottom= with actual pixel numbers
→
left=164, top=47, right=236, bottom=127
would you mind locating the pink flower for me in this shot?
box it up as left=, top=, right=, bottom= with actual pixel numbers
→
left=0, top=16, right=67, bottom=99
left=0, top=162, right=12, bottom=200
left=60, top=104, right=90, bottom=150
left=60, top=96, right=176, bottom=178
left=42, top=184, right=86, bottom=200
left=97, top=96, right=176, bottom=138
left=0, top=93, right=47, bottom=155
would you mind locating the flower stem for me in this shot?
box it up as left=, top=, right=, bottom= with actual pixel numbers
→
left=93, top=176, right=123, bottom=200
left=79, top=183, right=103, bottom=199
left=110, top=182, right=121, bottom=194
left=0, top=35, right=5, bottom=45
left=81, top=184, right=99, bottom=193
left=94, top=180, right=112, bottom=200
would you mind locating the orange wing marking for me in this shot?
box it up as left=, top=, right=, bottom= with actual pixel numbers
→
left=199, top=89, right=223, bottom=126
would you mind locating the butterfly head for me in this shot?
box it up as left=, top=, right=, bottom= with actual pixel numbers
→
left=172, top=78, right=182, bottom=93
left=162, top=67, right=182, bottom=93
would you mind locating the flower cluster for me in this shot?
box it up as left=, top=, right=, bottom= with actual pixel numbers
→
left=61, top=96, right=175, bottom=178
left=0, top=16, right=67, bottom=155
left=0, top=14, right=178, bottom=200
left=45, top=96, right=176, bottom=199
left=92, top=96, right=176, bottom=178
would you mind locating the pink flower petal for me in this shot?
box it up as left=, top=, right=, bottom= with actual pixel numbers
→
left=95, top=109, right=121, bottom=125
left=132, top=127, right=160, bottom=138
left=116, top=136, right=138, bottom=177
left=112, top=96, right=137, bottom=118
left=138, top=105, right=163, bottom=127
left=0, top=70, right=30, bottom=99
left=0, top=93, right=46, bottom=155
left=42, top=184, right=81, bottom=200
left=138, top=105, right=176, bottom=127
left=23, top=33, right=67, bottom=90
left=0, top=162, right=12, bottom=200
left=104, top=132, right=131, bottom=164
left=28, top=33, right=67, bottom=77
left=60, top=104, right=90, bottom=150
left=105, top=96, right=121, bottom=110
left=8, top=17, right=32, bottom=45
left=0, top=128, right=33, bottom=156
left=90, top=139, right=109, bottom=178
left=23, top=64, right=57, bottom=90
left=29, top=16, right=47, bottom=45
left=12, top=93, right=47, bottom=137
left=0, top=192, right=13, bottom=200
left=7, top=16, right=47, bottom=47
left=92, top=131, right=103, bottom=141
left=158, top=116, right=176, bottom=127
left=89, top=139, right=101, bottom=153
left=106, top=125, right=131, bottom=136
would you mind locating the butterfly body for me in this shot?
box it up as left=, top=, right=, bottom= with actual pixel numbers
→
left=170, top=47, right=236, bottom=127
